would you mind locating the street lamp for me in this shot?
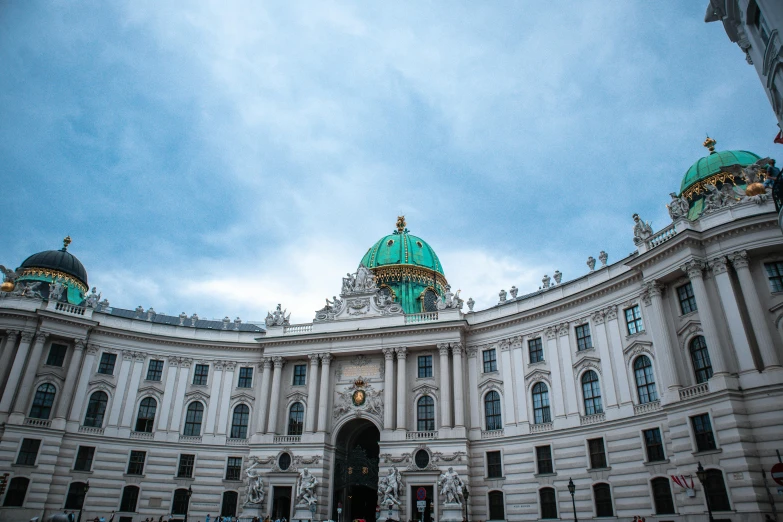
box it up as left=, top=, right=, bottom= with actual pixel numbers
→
left=461, top=485, right=469, bottom=522
left=696, top=462, right=715, bottom=522
left=567, top=478, right=578, bottom=522
left=184, top=485, right=193, bottom=522
left=76, top=480, right=90, bottom=522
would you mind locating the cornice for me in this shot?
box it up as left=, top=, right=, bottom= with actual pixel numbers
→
left=93, top=326, right=262, bottom=352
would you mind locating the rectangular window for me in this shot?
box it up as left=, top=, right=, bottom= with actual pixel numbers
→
left=536, top=445, right=554, bottom=475
left=486, top=451, right=503, bottom=478
left=691, top=414, right=717, bottom=452
left=575, top=324, right=593, bottom=351
left=765, top=262, right=783, bottom=292
left=46, top=343, right=68, bottom=366
left=74, top=446, right=96, bottom=471
left=529, top=338, right=544, bottom=363
left=418, top=355, right=433, bottom=378
left=146, top=359, right=164, bottom=381
left=16, top=438, right=41, bottom=466
left=677, top=283, right=697, bottom=314
left=226, top=456, right=242, bottom=481
left=97, top=352, right=117, bottom=375
left=754, top=7, right=771, bottom=46
left=483, top=349, right=497, bottom=373
left=643, top=428, right=666, bottom=462
left=625, top=305, right=644, bottom=335
left=177, top=454, right=195, bottom=478
left=237, top=367, right=253, bottom=388
left=192, top=364, right=209, bottom=385
left=293, top=364, right=307, bottom=386
left=588, top=438, right=607, bottom=469
left=126, top=451, right=146, bottom=475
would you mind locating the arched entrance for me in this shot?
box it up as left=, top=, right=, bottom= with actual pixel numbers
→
left=332, top=419, right=380, bottom=522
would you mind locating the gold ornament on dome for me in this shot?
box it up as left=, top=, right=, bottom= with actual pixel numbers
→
left=703, top=136, right=717, bottom=153
left=63, top=235, right=72, bottom=250
left=396, top=216, right=406, bottom=233
left=681, top=172, right=738, bottom=200
left=373, top=264, right=447, bottom=288
left=1, top=281, right=14, bottom=293
left=745, top=182, right=766, bottom=196
left=18, top=268, right=87, bottom=293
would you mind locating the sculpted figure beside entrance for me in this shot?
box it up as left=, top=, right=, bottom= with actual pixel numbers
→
left=437, top=467, right=466, bottom=505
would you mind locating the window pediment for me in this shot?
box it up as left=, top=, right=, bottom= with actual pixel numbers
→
left=231, top=391, right=255, bottom=402
left=412, top=383, right=439, bottom=395
left=88, top=377, right=116, bottom=390
left=478, top=377, right=503, bottom=391
left=676, top=319, right=702, bottom=337
left=183, top=389, right=210, bottom=402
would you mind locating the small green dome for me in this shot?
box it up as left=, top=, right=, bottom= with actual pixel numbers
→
left=360, top=229, right=444, bottom=275
left=680, top=147, right=760, bottom=195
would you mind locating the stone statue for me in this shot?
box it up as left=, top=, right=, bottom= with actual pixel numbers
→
left=0, top=265, right=20, bottom=283
left=437, top=467, right=465, bottom=505
left=542, top=275, right=551, bottom=289
left=599, top=251, right=608, bottom=268
left=632, top=214, right=654, bottom=246
left=437, top=285, right=462, bottom=310
left=498, top=289, right=507, bottom=303
left=342, top=264, right=378, bottom=295
left=509, top=286, right=518, bottom=298
left=378, top=466, right=403, bottom=507
left=265, top=304, right=290, bottom=327
left=14, top=281, right=43, bottom=298
left=295, top=468, right=318, bottom=506
left=245, top=458, right=265, bottom=505
left=553, top=270, right=562, bottom=285
left=49, top=280, right=65, bottom=302
left=466, top=297, right=475, bottom=312
left=667, top=192, right=690, bottom=220
left=587, top=256, right=596, bottom=271
left=85, top=287, right=101, bottom=308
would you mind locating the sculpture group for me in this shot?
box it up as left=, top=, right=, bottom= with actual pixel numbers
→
left=377, top=467, right=403, bottom=507
left=296, top=468, right=319, bottom=506
left=437, top=467, right=466, bottom=505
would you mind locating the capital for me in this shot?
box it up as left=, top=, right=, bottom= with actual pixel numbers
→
left=545, top=327, right=557, bottom=340
left=382, top=347, right=395, bottom=360
left=20, top=331, right=35, bottom=343
left=592, top=310, right=605, bottom=325
left=451, top=342, right=464, bottom=356
left=86, top=343, right=100, bottom=355
left=272, top=356, right=284, bottom=368
left=466, top=346, right=478, bottom=358
left=681, top=260, right=706, bottom=280
left=308, top=353, right=320, bottom=364
left=223, top=360, right=236, bottom=371
left=437, top=343, right=450, bottom=356
left=556, top=323, right=569, bottom=337
left=319, top=353, right=333, bottom=364
left=260, top=357, right=272, bottom=369
left=167, top=355, right=180, bottom=366
left=134, top=351, right=147, bottom=362
left=645, top=281, right=665, bottom=299
left=708, top=256, right=729, bottom=276
left=180, top=357, right=193, bottom=368
left=604, top=305, right=618, bottom=321
left=728, top=250, right=750, bottom=270
left=34, top=332, right=50, bottom=344
left=395, top=347, right=408, bottom=360
left=74, top=339, right=86, bottom=350
left=122, top=349, right=134, bottom=360
left=5, top=329, right=20, bottom=340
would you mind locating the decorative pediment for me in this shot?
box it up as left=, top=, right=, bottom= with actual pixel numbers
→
left=35, top=370, right=64, bottom=382
left=478, top=377, right=503, bottom=391
left=573, top=357, right=602, bottom=377
left=231, top=391, right=256, bottom=402
left=88, top=377, right=116, bottom=390
left=286, top=391, right=307, bottom=405
left=333, top=379, right=383, bottom=421
left=524, top=369, right=551, bottom=388
left=137, top=385, right=164, bottom=400
left=624, top=340, right=654, bottom=363
left=412, top=383, right=439, bottom=396
left=184, top=389, right=210, bottom=402
left=676, top=319, right=702, bottom=337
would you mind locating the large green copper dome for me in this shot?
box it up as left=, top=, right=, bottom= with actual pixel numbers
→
left=360, top=217, right=447, bottom=314
left=680, top=139, right=760, bottom=195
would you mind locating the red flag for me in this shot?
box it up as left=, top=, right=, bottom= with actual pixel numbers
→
left=775, top=130, right=783, bottom=144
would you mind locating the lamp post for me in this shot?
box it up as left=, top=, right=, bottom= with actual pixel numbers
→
left=184, top=485, right=193, bottom=522
left=462, top=485, right=469, bottom=522
left=567, top=478, right=578, bottom=522
left=77, top=480, right=90, bottom=522
left=696, top=462, right=715, bottom=522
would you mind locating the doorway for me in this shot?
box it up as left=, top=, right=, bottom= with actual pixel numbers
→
left=410, top=486, right=434, bottom=522
left=332, top=419, right=381, bottom=522
left=272, top=486, right=292, bottom=520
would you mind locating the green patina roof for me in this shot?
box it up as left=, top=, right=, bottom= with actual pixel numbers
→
left=680, top=149, right=760, bottom=194
left=360, top=231, right=444, bottom=276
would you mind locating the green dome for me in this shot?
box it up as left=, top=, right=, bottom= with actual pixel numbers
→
left=360, top=232, right=444, bottom=275
left=680, top=149, right=760, bottom=194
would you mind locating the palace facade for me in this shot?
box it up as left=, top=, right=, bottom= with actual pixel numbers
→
left=1, top=140, right=783, bottom=522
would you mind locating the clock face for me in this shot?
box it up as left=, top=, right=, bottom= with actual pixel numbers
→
left=352, top=389, right=366, bottom=407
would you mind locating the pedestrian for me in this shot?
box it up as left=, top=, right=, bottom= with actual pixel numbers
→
left=206, top=515, right=211, bottom=522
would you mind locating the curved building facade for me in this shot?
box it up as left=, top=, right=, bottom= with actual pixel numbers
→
left=1, top=143, right=783, bottom=522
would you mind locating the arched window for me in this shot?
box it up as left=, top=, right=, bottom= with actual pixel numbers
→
left=30, top=383, right=56, bottom=419
left=135, top=397, right=157, bottom=433
left=119, top=485, right=140, bottom=513
left=417, top=396, right=435, bottom=431
left=532, top=382, right=551, bottom=424
left=488, top=490, right=505, bottom=520
left=221, top=491, right=239, bottom=517
left=633, top=355, right=658, bottom=404
left=539, top=487, right=557, bottom=519
left=651, top=477, right=675, bottom=515
left=422, top=289, right=439, bottom=312
left=232, top=404, right=250, bottom=438
left=581, top=370, right=603, bottom=415
left=484, top=391, right=502, bottom=431
left=2, top=477, right=30, bottom=507
left=705, top=469, right=731, bottom=512
left=84, top=391, right=108, bottom=427
left=64, top=481, right=88, bottom=510
left=593, top=483, right=613, bottom=517
left=690, top=336, right=713, bottom=383
left=183, top=402, right=204, bottom=436
left=287, top=402, right=304, bottom=436
left=172, top=488, right=190, bottom=515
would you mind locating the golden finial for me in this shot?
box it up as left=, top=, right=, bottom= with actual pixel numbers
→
left=396, top=215, right=406, bottom=233
left=703, top=136, right=717, bottom=154
left=62, top=236, right=72, bottom=251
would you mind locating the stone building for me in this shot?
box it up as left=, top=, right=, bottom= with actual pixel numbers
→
left=1, top=139, right=783, bottom=522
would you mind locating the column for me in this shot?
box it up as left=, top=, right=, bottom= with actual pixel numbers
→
left=266, top=357, right=284, bottom=434
left=305, top=354, right=320, bottom=432
left=642, top=282, right=681, bottom=393
left=396, top=347, right=408, bottom=431
left=557, top=324, right=578, bottom=416
left=255, top=358, right=272, bottom=434
left=591, top=313, right=618, bottom=408
left=438, top=344, right=451, bottom=428
left=120, top=352, right=146, bottom=427
left=317, top=353, right=332, bottom=433
left=157, top=357, right=179, bottom=430
left=55, top=339, right=86, bottom=420
left=217, top=362, right=235, bottom=436
left=545, top=328, right=565, bottom=418
left=169, top=359, right=191, bottom=433
left=382, top=348, right=395, bottom=430
left=452, top=343, right=465, bottom=427
left=206, top=362, right=224, bottom=434
left=12, top=332, right=48, bottom=415
left=466, top=347, right=481, bottom=430
left=605, top=306, right=633, bottom=404
left=0, top=330, right=20, bottom=391
left=682, top=260, right=729, bottom=374
left=69, top=344, right=100, bottom=422
left=729, top=251, right=782, bottom=370
left=511, top=338, right=529, bottom=423
left=108, top=350, right=133, bottom=426
left=499, top=344, right=516, bottom=425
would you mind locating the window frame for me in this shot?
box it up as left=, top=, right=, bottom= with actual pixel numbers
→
left=192, top=364, right=209, bottom=385
left=64, top=481, right=88, bottom=510
left=292, top=364, right=307, bottom=386
left=532, top=382, right=551, bottom=424
left=624, top=305, right=644, bottom=335
left=84, top=390, right=109, bottom=427
left=46, top=343, right=68, bottom=367
left=764, top=261, right=783, bottom=292
left=528, top=338, right=544, bottom=363
left=287, top=402, right=304, bottom=436
left=650, top=477, right=676, bottom=515
left=593, top=483, right=614, bottom=517
left=487, top=490, right=505, bottom=521
left=587, top=437, right=608, bottom=470
left=416, top=395, right=435, bottom=432
left=581, top=370, right=603, bottom=416
left=633, top=355, right=658, bottom=404
left=704, top=468, right=731, bottom=512
left=2, top=477, right=30, bottom=507
left=575, top=324, right=593, bottom=351
left=183, top=402, right=204, bottom=436
left=226, top=456, right=243, bottom=481
left=30, top=382, right=57, bottom=419
left=676, top=282, right=697, bottom=315
left=417, top=355, right=433, bottom=378
left=119, top=485, right=140, bottom=513
left=172, top=488, right=191, bottom=515
left=177, top=454, right=196, bottom=478
left=135, top=397, right=157, bottom=433
left=126, top=450, right=146, bottom=476
left=486, top=450, right=503, bottom=479
left=16, top=438, right=42, bottom=466
left=231, top=403, right=251, bottom=439
left=690, top=413, right=718, bottom=452
left=642, top=427, right=666, bottom=462
left=689, top=336, right=713, bottom=384
left=237, top=367, right=253, bottom=388
left=482, top=348, right=498, bottom=373
left=73, top=446, right=96, bottom=472
left=484, top=390, right=502, bottom=431
left=97, top=352, right=117, bottom=375
left=539, top=487, right=558, bottom=519
left=535, top=445, right=554, bottom=475
left=146, top=359, right=164, bottom=381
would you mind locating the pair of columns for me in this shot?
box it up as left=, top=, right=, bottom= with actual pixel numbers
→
left=255, top=353, right=332, bottom=435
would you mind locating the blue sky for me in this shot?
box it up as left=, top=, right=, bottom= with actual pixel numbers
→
left=0, top=1, right=779, bottom=324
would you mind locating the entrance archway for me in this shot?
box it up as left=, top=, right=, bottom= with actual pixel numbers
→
left=332, top=419, right=380, bottom=522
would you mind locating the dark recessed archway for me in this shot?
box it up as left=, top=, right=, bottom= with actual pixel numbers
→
left=332, top=419, right=381, bottom=522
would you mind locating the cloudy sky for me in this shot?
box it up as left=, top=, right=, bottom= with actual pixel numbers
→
left=0, top=1, right=778, bottom=324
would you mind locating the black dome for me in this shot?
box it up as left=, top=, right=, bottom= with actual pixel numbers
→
left=19, top=248, right=88, bottom=287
